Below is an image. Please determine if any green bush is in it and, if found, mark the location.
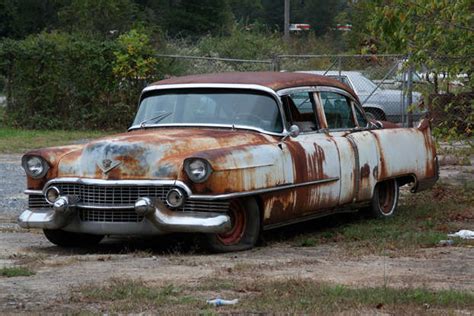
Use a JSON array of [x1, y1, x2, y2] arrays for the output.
[[0, 30, 161, 130]]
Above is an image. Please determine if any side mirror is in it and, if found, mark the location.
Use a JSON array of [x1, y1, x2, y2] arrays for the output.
[[288, 124, 300, 138], [281, 125, 300, 143]]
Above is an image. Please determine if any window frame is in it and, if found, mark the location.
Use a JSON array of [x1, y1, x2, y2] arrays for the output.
[[279, 89, 321, 134], [278, 86, 369, 133]]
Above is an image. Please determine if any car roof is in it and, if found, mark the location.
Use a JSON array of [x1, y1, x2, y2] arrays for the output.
[[298, 70, 363, 77], [150, 72, 358, 99]]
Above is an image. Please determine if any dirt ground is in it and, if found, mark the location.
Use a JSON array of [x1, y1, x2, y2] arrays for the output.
[[0, 153, 473, 313], [0, 228, 473, 313]]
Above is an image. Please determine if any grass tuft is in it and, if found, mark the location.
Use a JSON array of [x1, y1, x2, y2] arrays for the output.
[[72, 277, 474, 314], [0, 266, 35, 277], [0, 128, 110, 154], [291, 183, 474, 255]]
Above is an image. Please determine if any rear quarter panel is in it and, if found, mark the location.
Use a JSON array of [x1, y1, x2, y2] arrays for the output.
[[370, 123, 437, 186]]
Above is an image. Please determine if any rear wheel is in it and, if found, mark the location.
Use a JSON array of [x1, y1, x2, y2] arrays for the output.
[[43, 229, 104, 247], [364, 179, 399, 218], [205, 198, 260, 253]]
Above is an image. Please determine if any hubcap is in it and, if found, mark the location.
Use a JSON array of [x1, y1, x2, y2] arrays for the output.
[[217, 200, 246, 245]]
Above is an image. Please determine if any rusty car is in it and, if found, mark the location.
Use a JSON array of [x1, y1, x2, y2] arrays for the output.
[[18, 72, 438, 252]]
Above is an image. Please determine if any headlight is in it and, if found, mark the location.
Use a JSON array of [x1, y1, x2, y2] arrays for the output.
[[184, 158, 212, 183], [21, 155, 49, 179]]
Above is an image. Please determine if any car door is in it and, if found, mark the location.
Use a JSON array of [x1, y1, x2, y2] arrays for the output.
[[275, 89, 341, 219], [315, 89, 379, 204]]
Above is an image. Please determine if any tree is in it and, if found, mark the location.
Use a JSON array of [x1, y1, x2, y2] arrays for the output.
[[58, 0, 142, 37], [228, 0, 264, 24], [0, 0, 63, 39], [367, 0, 473, 79], [162, 0, 234, 37]]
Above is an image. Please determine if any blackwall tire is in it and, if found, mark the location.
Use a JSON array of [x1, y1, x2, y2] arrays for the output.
[[205, 198, 260, 253], [43, 229, 104, 247]]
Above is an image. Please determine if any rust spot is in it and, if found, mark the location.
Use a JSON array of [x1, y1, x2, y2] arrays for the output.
[[360, 163, 370, 178]]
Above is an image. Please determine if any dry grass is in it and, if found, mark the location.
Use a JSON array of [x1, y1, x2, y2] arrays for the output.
[[70, 277, 474, 314]]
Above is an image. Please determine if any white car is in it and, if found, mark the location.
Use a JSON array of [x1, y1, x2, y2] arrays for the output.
[[301, 71, 424, 122]]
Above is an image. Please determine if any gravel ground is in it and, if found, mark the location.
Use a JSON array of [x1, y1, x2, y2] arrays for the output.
[[0, 154, 26, 222]]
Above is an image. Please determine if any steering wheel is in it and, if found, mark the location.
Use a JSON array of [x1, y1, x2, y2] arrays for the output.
[[235, 113, 262, 126]]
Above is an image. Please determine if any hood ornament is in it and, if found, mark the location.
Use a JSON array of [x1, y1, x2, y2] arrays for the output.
[[98, 158, 121, 174]]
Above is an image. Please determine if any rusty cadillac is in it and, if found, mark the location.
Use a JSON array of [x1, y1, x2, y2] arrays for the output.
[[18, 72, 438, 252]]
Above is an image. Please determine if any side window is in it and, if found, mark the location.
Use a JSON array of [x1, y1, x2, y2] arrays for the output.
[[320, 92, 356, 129], [281, 92, 318, 132], [354, 105, 368, 127]]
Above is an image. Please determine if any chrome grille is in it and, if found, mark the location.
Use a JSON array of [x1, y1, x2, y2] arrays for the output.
[[29, 183, 231, 223], [79, 209, 144, 222], [55, 183, 173, 207], [28, 194, 50, 209]]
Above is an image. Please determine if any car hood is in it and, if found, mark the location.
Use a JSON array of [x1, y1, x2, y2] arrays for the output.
[[55, 128, 277, 180]]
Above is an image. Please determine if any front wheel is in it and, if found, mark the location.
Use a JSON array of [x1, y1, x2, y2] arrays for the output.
[[43, 229, 104, 247], [204, 198, 260, 253], [364, 179, 399, 218]]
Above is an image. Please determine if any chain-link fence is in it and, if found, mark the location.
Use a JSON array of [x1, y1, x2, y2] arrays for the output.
[[157, 53, 430, 126]]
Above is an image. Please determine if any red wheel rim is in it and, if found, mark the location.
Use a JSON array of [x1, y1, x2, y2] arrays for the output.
[[379, 181, 395, 214], [217, 200, 246, 245]]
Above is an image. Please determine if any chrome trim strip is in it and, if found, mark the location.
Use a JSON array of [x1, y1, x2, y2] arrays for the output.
[[24, 189, 42, 195], [189, 177, 340, 201], [128, 123, 286, 137], [131, 83, 290, 136], [277, 86, 357, 101], [43, 178, 193, 196], [42, 177, 340, 202]]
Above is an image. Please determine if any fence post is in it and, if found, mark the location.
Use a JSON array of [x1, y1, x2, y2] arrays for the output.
[[338, 56, 342, 76], [406, 59, 414, 127], [272, 55, 281, 72]]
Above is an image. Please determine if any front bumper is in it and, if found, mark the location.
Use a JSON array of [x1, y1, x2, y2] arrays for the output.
[[18, 195, 231, 235]]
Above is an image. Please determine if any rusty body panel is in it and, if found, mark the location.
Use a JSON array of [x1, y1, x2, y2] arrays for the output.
[[19, 72, 438, 241]]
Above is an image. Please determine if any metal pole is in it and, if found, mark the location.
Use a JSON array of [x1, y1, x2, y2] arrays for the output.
[[407, 61, 414, 127], [284, 0, 290, 42]]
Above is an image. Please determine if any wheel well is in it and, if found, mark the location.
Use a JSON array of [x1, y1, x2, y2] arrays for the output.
[[396, 174, 417, 187], [254, 195, 265, 230]]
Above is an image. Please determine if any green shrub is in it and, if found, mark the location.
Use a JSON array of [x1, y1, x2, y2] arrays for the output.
[[0, 30, 161, 130]]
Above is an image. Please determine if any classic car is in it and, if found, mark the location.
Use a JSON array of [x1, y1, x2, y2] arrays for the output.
[[300, 71, 424, 122], [18, 72, 438, 252]]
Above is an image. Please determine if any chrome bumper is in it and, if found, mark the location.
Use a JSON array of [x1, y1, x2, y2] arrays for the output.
[[134, 197, 231, 233], [18, 195, 231, 235]]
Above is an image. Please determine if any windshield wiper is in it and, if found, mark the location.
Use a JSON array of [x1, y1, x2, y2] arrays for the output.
[[139, 112, 173, 128]]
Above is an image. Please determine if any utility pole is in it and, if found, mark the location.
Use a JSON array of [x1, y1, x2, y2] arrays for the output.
[[284, 0, 290, 42]]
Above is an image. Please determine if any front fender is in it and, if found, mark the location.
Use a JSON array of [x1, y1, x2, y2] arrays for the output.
[[189, 144, 294, 194]]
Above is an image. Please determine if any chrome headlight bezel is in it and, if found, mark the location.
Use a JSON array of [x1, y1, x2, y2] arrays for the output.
[[184, 158, 212, 183], [21, 155, 50, 179]]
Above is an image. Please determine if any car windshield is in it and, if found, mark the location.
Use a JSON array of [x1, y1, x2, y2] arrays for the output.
[[132, 88, 283, 133], [354, 74, 379, 94]]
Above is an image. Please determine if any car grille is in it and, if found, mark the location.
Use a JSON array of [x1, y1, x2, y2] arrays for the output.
[[28, 194, 50, 208], [79, 209, 144, 222], [54, 183, 174, 208], [28, 183, 231, 223]]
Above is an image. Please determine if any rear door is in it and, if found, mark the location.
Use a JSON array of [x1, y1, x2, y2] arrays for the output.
[[315, 89, 379, 204]]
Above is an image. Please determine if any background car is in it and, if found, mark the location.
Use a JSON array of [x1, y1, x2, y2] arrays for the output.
[[300, 70, 424, 122]]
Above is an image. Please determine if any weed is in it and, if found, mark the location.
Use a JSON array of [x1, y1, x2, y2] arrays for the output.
[[0, 266, 35, 277], [291, 183, 474, 255]]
